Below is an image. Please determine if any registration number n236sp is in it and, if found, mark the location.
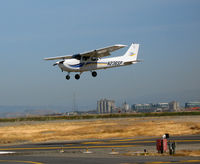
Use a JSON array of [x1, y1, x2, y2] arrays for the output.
[[107, 61, 123, 66]]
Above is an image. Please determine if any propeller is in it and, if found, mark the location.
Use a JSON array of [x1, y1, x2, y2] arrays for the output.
[[53, 60, 64, 66]]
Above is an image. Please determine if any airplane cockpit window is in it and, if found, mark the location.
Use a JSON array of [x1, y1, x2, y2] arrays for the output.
[[82, 56, 90, 61], [72, 54, 81, 60], [91, 57, 98, 61]]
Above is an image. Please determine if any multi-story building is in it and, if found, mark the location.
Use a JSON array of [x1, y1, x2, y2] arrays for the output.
[[154, 103, 169, 112], [132, 104, 153, 113], [185, 101, 200, 110], [132, 102, 178, 113], [97, 99, 115, 114], [169, 101, 180, 112]]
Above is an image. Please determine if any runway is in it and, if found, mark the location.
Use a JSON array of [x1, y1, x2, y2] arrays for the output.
[[0, 135, 199, 164]]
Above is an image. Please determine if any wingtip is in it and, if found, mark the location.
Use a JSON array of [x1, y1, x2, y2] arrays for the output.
[[115, 44, 127, 47]]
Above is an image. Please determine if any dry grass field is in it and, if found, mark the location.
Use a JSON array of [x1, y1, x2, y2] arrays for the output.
[[0, 116, 200, 144]]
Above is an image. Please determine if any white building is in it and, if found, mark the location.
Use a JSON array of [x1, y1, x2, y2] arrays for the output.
[[169, 101, 180, 112], [122, 101, 130, 112], [97, 99, 115, 114]]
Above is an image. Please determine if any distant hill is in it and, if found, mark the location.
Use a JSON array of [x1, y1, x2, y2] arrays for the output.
[[0, 105, 71, 118]]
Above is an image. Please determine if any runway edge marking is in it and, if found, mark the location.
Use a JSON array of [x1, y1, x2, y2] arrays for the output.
[[0, 160, 43, 164]]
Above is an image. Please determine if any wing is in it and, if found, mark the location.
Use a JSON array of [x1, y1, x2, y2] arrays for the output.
[[80, 44, 126, 58], [44, 44, 126, 60]]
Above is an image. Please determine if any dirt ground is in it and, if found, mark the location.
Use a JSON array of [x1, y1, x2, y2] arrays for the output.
[[0, 116, 199, 144]]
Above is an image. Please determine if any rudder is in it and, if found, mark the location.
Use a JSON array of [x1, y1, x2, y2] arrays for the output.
[[123, 43, 139, 60]]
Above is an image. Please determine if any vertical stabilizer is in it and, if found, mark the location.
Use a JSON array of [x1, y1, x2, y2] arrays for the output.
[[123, 43, 139, 60]]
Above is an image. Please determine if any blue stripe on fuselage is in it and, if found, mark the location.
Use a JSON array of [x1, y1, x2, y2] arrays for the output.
[[69, 62, 107, 68]]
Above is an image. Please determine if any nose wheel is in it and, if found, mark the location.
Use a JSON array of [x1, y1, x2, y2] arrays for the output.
[[66, 75, 70, 80], [92, 71, 97, 77]]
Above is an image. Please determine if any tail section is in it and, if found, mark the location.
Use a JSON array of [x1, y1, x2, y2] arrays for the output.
[[123, 43, 139, 61]]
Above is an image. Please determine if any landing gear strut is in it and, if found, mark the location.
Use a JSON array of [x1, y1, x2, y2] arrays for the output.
[[66, 73, 70, 80], [75, 74, 80, 80], [92, 71, 97, 77]]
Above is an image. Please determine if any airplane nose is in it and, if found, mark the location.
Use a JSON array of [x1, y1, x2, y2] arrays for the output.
[[59, 61, 64, 64], [53, 61, 64, 66]]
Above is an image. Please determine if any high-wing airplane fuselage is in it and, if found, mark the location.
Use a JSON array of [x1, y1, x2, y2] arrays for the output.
[[58, 56, 127, 72], [44, 43, 141, 80]]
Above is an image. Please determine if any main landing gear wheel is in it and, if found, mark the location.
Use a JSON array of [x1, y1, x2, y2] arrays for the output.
[[66, 75, 70, 80], [92, 71, 97, 77], [75, 74, 80, 80]]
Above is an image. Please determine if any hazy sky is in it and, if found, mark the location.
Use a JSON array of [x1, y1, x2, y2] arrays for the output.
[[0, 0, 200, 111]]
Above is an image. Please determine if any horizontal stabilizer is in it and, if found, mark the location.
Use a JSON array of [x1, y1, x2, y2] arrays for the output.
[[124, 59, 143, 65]]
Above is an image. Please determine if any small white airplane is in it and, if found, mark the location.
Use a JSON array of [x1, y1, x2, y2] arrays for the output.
[[44, 43, 141, 80]]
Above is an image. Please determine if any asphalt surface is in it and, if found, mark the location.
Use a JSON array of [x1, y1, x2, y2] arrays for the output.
[[0, 135, 199, 164]]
